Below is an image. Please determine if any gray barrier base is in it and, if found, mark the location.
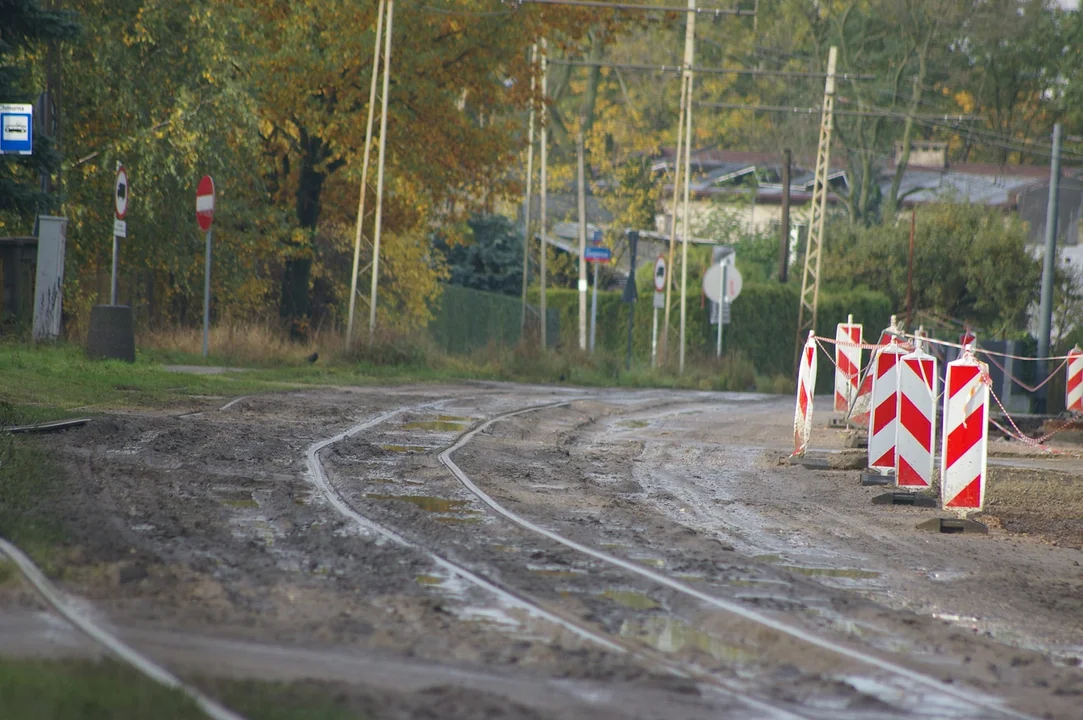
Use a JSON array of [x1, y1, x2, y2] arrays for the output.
[[87, 305, 135, 363]]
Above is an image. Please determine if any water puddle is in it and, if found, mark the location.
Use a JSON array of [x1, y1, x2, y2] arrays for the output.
[[752, 553, 785, 563], [402, 420, 470, 432], [366, 494, 469, 513], [222, 497, 259, 509], [604, 589, 660, 610], [381, 444, 429, 453], [780, 566, 880, 580], [620, 616, 751, 664], [629, 556, 666, 569], [490, 544, 519, 553], [617, 420, 649, 429]]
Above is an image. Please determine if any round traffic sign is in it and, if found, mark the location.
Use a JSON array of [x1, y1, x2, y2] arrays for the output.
[[654, 256, 667, 293], [115, 165, 129, 219], [703, 262, 743, 303], [196, 175, 215, 231]]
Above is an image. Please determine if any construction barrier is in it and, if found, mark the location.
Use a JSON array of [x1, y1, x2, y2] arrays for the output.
[[1067, 346, 1083, 412], [793, 331, 817, 457], [941, 351, 990, 512], [896, 347, 938, 489], [834, 317, 862, 413], [868, 338, 908, 471]]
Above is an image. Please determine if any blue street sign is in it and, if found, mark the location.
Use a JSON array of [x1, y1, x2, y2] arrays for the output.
[[585, 246, 611, 263], [0, 104, 33, 155], [592, 228, 603, 244]]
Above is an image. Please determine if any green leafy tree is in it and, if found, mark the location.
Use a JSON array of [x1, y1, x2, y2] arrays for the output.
[[0, 0, 77, 220], [436, 214, 523, 297]]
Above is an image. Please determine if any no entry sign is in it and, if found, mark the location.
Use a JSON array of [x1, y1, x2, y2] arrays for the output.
[[654, 256, 667, 292], [196, 175, 215, 231]]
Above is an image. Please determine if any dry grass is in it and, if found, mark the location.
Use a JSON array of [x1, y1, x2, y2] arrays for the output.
[[141, 322, 332, 366]]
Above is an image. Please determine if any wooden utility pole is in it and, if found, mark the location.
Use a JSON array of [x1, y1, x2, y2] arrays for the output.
[[779, 148, 791, 282], [368, 0, 395, 342], [539, 39, 549, 350], [794, 46, 837, 369], [520, 44, 537, 334], [678, 0, 696, 375]]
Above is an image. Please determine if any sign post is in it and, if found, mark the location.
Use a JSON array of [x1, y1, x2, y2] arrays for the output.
[[112, 164, 128, 305], [587, 229, 609, 353], [196, 175, 215, 359], [652, 256, 666, 368]]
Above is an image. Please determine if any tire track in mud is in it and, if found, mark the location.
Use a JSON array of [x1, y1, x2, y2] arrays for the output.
[[304, 396, 811, 720], [438, 399, 1038, 720]]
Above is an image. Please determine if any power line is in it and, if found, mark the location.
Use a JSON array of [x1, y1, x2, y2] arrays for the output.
[[511, 0, 753, 16], [697, 101, 972, 121], [548, 58, 874, 80]]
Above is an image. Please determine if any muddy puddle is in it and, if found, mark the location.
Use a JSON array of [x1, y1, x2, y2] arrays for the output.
[[365, 493, 483, 523], [401, 416, 473, 432], [603, 588, 661, 610], [619, 616, 752, 665]]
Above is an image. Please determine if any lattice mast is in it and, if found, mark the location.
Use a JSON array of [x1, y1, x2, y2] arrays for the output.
[[794, 46, 837, 369]]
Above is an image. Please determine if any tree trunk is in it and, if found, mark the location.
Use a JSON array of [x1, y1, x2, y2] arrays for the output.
[[281, 130, 330, 338]]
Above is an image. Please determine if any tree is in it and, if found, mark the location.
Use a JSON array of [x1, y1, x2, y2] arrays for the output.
[[822, 203, 1040, 336], [0, 0, 78, 220], [435, 214, 522, 296]]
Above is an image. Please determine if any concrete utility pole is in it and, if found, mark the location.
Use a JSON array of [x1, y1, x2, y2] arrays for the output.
[[346, 0, 386, 347], [520, 44, 538, 334], [661, 68, 687, 365], [1037, 122, 1062, 412], [779, 148, 790, 282], [539, 39, 549, 350], [794, 46, 837, 371], [678, 0, 696, 375], [368, 0, 394, 342], [577, 129, 588, 350]]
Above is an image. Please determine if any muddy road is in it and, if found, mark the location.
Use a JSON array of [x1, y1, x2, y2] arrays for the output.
[[2, 383, 1082, 719]]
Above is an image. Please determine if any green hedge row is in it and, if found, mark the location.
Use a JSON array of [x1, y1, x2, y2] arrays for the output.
[[530, 282, 893, 386]]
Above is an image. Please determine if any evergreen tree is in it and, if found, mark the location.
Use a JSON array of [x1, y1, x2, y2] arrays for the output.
[[0, 0, 78, 217]]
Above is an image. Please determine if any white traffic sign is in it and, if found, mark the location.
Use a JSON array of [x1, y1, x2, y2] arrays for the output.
[[653, 291, 665, 309], [115, 165, 129, 219], [113, 219, 127, 238], [654, 256, 667, 292], [703, 262, 743, 303], [0, 103, 33, 155]]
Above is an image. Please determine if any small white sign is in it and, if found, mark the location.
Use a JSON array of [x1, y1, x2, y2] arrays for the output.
[[654, 291, 665, 309], [113, 219, 127, 238], [0, 104, 33, 155]]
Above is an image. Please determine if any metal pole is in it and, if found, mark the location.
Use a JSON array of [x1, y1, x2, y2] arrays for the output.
[[539, 39, 548, 351], [347, 0, 385, 347], [905, 207, 915, 330], [368, 0, 394, 342], [110, 233, 118, 305], [202, 228, 212, 359], [651, 307, 659, 368], [521, 43, 537, 334], [590, 259, 598, 353], [779, 148, 790, 282], [626, 230, 637, 371], [678, 0, 696, 375], [1037, 121, 1062, 411], [662, 71, 687, 366], [716, 259, 724, 358], [577, 129, 588, 351]]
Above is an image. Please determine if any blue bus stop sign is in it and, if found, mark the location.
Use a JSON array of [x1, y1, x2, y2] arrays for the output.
[[0, 104, 33, 155]]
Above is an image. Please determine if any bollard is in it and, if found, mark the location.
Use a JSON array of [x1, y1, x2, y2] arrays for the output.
[[866, 338, 907, 474], [834, 316, 862, 413], [896, 347, 938, 489], [940, 351, 990, 512], [1067, 346, 1083, 412], [792, 331, 817, 457]]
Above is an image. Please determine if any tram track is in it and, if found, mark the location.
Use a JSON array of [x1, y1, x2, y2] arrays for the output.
[[304, 395, 813, 720], [434, 398, 1038, 720]]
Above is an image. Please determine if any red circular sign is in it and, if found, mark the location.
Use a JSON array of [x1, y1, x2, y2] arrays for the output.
[[115, 165, 129, 219], [196, 175, 215, 231]]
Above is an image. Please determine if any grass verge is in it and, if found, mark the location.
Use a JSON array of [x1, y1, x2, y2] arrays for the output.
[[0, 658, 366, 719]]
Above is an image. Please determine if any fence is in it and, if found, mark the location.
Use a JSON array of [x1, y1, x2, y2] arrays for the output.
[[428, 283, 560, 355]]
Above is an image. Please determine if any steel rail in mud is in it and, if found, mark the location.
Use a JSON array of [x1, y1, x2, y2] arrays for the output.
[[304, 398, 810, 720], [438, 401, 1039, 720], [0, 538, 246, 720]]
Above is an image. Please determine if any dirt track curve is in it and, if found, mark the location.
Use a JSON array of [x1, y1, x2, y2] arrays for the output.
[[2, 383, 1081, 719]]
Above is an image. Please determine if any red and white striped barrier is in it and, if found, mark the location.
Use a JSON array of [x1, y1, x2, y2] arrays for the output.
[[867, 338, 907, 471], [1067, 346, 1083, 412], [847, 329, 894, 428], [834, 317, 862, 413], [896, 348, 938, 489], [941, 352, 990, 512], [793, 331, 818, 457]]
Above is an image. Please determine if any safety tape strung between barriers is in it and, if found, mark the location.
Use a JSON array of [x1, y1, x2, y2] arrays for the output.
[[981, 354, 1069, 395], [897, 332, 1077, 362]]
